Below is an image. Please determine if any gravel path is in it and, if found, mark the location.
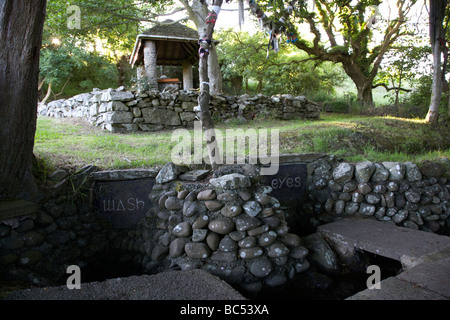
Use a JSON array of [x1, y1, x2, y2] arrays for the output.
[[4, 269, 246, 300]]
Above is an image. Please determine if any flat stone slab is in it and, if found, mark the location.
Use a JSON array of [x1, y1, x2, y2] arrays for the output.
[[179, 170, 210, 181], [0, 200, 38, 220], [318, 218, 450, 269], [346, 276, 448, 300], [90, 169, 159, 181], [319, 218, 450, 300], [397, 253, 450, 298], [5, 269, 246, 300]]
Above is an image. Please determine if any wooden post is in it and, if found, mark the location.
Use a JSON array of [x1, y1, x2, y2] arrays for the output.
[[182, 61, 194, 91], [143, 40, 158, 91]]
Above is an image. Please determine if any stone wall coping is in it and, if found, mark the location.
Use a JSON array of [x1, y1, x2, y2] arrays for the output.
[[90, 169, 159, 181]]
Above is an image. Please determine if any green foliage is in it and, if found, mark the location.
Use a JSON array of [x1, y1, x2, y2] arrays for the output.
[[216, 30, 345, 96], [40, 39, 118, 98]]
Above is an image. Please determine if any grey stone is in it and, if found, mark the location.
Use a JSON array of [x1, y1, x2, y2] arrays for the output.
[[208, 218, 235, 234], [179, 170, 210, 181], [217, 192, 238, 202], [101, 90, 134, 102], [141, 108, 181, 126], [302, 233, 339, 275], [355, 161, 376, 183], [405, 190, 421, 203], [280, 233, 302, 247], [267, 242, 289, 258], [165, 197, 183, 211], [238, 236, 257, 248], [204, 200, 224, 212], [235, 215, 262, 231], [209, 173, 251, 190], [23, 232, 45, 247], [151, 244, 169, 261], [192, 229, 208, 242], [375, 207, 386, 219], [365, 194, 381, 205], [393, 209, 409, 223], [359, 203, 376, 216], [345, 202, 360, 215], [0, 231, 24, 250], [238, 190, 252, 201], [250, 258, 272, 278], [242, 201, 262, 217], [387, 181, 399, 191], [258, 231, 277, 247], [219, 236, 238, 252], [105, 101, 129, 111], [385, 191, 395, 207], [185, 242, 210, 259], [221, 204, 242, 218], [382, 162, 406, 181], [206, 232, 220, 251], [192, 214, 209, 229], [332, 163, 354, 183], [155, 162, 183, 184], [19, 250, 43, 266], [372, 163, 390, 182], [358, 183, 372, 195], [342, 181, 358, 193], [405, 162, 422, 181], [103, 111, 133, 124], [373, 184, 387, 194], [211, 251, 237, 262], [239, 247, 264, 259], [197, 189, 216, 200], [229, 231, 247, 241], [172, 221, 192, 237], [335, 200, 345, 215], [48, 169, 69, 182], [247, 224, 269, 237], [289, 246, 309, 259], [169, 238, 186, 258]]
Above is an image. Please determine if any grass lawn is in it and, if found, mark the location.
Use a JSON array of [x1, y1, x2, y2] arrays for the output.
[[33, 113, 450, 175]]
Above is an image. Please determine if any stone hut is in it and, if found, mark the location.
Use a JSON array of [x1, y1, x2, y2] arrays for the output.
[[130, 21, 200, 91]]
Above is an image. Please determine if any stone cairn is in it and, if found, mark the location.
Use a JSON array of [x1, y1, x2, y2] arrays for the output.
[[135, 163, 310, 294]]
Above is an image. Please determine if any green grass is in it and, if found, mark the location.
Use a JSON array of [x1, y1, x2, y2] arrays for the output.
[[33, 114, 450, 174]]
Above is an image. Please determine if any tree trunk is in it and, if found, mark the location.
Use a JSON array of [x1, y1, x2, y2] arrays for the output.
[[342, 62, 374, 110], [197, 0, 223, 169], [208, 41, 223, 94], [0, 0, 47, 201], [180, 0, 223, 94], [426, 0, 446, 124]]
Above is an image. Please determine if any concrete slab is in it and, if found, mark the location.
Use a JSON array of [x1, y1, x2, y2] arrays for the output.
[[397, 255, 450, 299], [346, 276, 448, 300], [5, 269, 246, 300], [318, 218, 450, 269]]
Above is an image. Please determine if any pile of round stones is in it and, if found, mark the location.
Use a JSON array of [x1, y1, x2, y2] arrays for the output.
[[140, 169, 310, 294]]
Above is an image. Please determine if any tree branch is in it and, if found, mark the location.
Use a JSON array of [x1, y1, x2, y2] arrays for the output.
[[372, 82, 411, 92]]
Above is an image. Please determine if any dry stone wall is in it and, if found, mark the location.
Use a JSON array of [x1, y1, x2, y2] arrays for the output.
[[303, 156, 450, 233], [38, 87, 321, 133]]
